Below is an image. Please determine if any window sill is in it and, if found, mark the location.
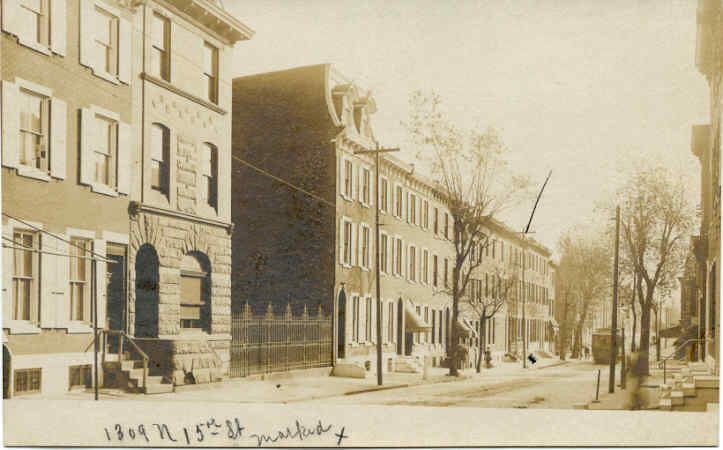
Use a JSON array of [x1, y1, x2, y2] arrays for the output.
[[341, 263, 352, 269], [15, 36, 52, 56], [340, 195, 353, 202], [360, 202, 371, 209], [65, 323, 94, 334], [90, 183, 119, 197], [16, 166, 50, 182], [360, 266, 370, 272], [92, 69, 121, 85], [4, 321, 41, 335]]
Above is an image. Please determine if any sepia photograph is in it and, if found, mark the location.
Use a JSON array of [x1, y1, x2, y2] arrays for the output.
[[0, 0, 720, 446]]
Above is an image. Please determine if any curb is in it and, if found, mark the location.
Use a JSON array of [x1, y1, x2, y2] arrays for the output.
[[537, 361, 570, 370], [344, 383, 410, 396]]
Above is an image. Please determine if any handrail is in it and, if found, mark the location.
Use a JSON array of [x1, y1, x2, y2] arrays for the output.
[[658, 338, 713, 384], [102, 329, 149, 392]]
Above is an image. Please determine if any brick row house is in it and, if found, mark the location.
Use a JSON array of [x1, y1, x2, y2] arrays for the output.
[[2, 0, 252, 397], [232, 64, 556, 374], [689, 0, 721, 374]]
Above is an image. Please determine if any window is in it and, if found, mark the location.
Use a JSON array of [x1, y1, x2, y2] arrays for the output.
[[422, 250, 429, 284], [343, 160, 352, 198], [69, 365, 91, 390], [200, 143, 218, 209], [150, 123, 169, 194], [471, 241, 476, 263], [444, 258, 448, 288], [20, 0, 49, 47], [361, 225, 370, 269], [12, 230, 37, 321], [365, 297, 372, 342], [361, 167, 371, 205], [203, 42, 218, 104], [14, 368, 41, 395], [18, 88, 49, 173], [485, 273, 489, 297], [444, 213, 449, 239], [94, 114, 117, 187], [380, 178, 389, 212], [150, 13, 170, 81], [492, 240, 496, 259], [395, 185, 403, 218], [424, 307, 429, 343], [433, 255, 438, 287], [388, 302, 394, 343], [408, 246, 416, 282], [179, 254, 209, 331], [342, 220, 352, 266], [409, 193, 416, 225], [433, 207, 439, 234], [423, 200, 429, 229], [500, 241, 504, 261], [352, 296, 360, 342], [380, 233, 388, 273], [395, 238, 403, 276], [69, 238, 92, 322], [95, 7, 118, 76]]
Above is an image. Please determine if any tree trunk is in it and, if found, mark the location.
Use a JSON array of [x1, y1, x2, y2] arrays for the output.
[[476, 317, 486, 373], [639, 298, 652, 377], [449, 267, 460, 377], [631, 299, 637, 353]]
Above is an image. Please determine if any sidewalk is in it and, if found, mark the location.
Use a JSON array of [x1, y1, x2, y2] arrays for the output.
[[16, 357, 570, 404]]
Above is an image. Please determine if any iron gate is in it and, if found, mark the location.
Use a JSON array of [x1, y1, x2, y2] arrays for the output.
[[230, 303, 333, 378]]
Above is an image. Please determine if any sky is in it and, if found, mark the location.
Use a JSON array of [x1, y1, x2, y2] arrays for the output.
[[225, 0, 709, 257]]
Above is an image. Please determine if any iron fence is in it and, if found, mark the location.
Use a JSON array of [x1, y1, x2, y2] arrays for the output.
[[230, 303, 333, 378]]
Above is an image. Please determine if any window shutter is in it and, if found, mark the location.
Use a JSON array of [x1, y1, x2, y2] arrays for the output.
[[1, 81, 19, 169], [117, 122, 131, 194], [339, 219, 345, 265], [406, 192, 410, 223], [118, 18, 131, 84], [351, 223, 357, 266], [94, 239, 107, 328], [50, 98, 67, 179], [40, 235, 58, 328], [79, 0, 97, 69], [1, 0, 21, 37], [50, 0, 67, 55], [80, 108, 95, 185], [2, 232, 12, 322], [359, 299, 365, 343], [55, 234, 70, 325]]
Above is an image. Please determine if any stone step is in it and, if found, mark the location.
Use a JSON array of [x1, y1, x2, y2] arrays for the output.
[[670, 391, 685, 406], [694, 375, 719, 389], [659, 398, 673, 411], [143, 383, 174, 395], [120, 360, 143, 371], [682, 383, 696, 397], [129, 375, 164, 386], [126, 367, 150, 379]]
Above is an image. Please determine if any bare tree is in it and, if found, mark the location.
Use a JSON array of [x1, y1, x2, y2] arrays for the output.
[[555, 227, 612, 360], [462, 263, 521, 372], [612, 165, 694, 375], [405, 91, 530, 376]]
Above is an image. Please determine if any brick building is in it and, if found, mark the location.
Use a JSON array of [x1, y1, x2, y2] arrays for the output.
[[232, 64, 555, 375], [2, 0, 134, 396], [691, 0, 721, 373], [2, 0, 253, 396]]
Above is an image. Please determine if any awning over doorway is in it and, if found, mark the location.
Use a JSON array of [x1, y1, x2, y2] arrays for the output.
[[456, 317, 478, 338], [403, 300, 431, 331]]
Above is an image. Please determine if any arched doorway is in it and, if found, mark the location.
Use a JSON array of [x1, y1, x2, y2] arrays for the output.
[[337, 289, 346, 359], [135, 244, 159, 337]]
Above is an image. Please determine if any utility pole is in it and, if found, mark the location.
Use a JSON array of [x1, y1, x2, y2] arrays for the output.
[[354, 143, 399, 386], [92, 257, 99, 401], [609, 206, 620, 394]]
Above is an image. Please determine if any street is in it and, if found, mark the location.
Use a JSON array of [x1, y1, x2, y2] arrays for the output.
[[306, 361, 612, 409]]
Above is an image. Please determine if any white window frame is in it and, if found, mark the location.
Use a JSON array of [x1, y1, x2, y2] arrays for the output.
[[408, 192, 417, 226], [341, 157, 353, 201], [202, 41, 219, 104], [379, 230, 389, 275], [3, 218, 44, 335], [422, 248, 429, 285], [394, 183, 404, 220], [379, 176, 389, 214], [408, 244, 417, 283], [150, 11, 170, 81], [340, 217, 353, 268], [359, 223, 371, 271], [393, 235, 403, 278], [80, 0, 130, 85], [360, 165, 372, 208], [422, 199, 429, 230]]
